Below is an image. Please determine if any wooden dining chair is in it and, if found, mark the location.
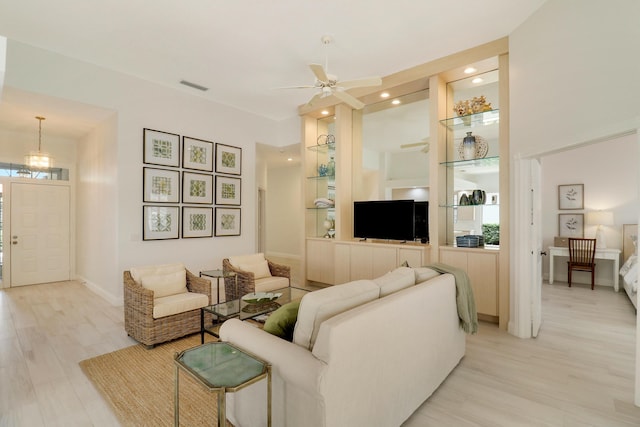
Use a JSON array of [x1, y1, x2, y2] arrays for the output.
[[567, 238, 597, 289]]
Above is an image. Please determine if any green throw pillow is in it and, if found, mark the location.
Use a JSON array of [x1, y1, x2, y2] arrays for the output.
[[263, 301, 300, 342]]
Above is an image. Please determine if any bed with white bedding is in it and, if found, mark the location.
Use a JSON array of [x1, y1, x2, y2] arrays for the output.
[[619, 224, 638, 309]]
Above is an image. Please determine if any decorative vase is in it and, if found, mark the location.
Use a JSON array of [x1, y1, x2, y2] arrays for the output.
[[472, 189, 486, 205], [462, 132, 476, 160]]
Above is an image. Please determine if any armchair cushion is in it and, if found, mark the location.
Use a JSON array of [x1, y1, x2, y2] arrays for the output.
[[256, 276, 290, 293], [153, 291, 209, 319], [130, 262, 185, 283], [237, 260, 272, 279], [140, 269, 187, 298], [229, 253, 266, 268]]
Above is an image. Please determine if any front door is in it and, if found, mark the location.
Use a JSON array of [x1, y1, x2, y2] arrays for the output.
[[10, 182, 70, 286]]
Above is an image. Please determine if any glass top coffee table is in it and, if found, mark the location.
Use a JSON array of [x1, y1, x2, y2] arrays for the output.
[[174, 342, 271, 427], [200, 286, 309, 343]]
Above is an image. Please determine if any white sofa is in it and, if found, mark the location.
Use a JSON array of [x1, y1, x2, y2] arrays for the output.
[[219, 267, 467, 427]]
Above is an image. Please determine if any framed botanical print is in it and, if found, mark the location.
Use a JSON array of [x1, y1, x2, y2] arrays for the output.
[[182, 206, 213, 238], [215, 175, 241, 205], [215, 207, 241, 236], [183, 136, 214, 172], [558, 184, 584, 210], [558, 213, 584, 237], [143, 128, 180, 167], [143, 167, 180, 203], [215, 143, 242, 175], [182, 172, 214, 204], [143, 205, 180, 240]]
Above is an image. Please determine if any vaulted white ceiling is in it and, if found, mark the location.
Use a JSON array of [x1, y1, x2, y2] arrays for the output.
[[0, 0, 546, 138]]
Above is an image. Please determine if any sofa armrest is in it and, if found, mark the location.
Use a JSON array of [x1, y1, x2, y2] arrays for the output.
[[219, 319, 325, 394], [267, 260, 291, 279]]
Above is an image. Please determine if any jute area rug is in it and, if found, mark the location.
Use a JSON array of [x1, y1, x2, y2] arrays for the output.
[[80, 334, 233, 427]]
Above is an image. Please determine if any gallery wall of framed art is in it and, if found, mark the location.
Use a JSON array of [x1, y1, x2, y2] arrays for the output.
[[142, 128, 242, 240]]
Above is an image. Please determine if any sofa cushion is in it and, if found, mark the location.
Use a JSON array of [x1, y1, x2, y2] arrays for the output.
[[414, 267, 441, 284], [263, 301, 300, 341], [153, 291, 208, 319], [130, 262, 185, 283], [140, 269, 187, 298], [238, 260, 272, 279], [255, 276, 289, 293], [373, 267, 416, 297], [293, 280, 379, 350]]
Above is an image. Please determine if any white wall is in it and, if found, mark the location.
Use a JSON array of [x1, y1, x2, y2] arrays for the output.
[[265, 164, 301, 258], [541, 133, 638, 286], [5, 40, 280, 302]]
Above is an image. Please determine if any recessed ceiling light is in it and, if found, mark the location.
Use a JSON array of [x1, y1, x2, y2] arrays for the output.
[[472, 78, 483, 84], [391, 99, 401, 105], [464, 67, 477, 74], [287, 157, 293, 162], [321, 110, 329, 115], [380, 92, 390, 98]]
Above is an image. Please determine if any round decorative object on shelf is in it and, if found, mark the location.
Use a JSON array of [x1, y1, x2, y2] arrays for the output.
[[457, 134, 488, 160]]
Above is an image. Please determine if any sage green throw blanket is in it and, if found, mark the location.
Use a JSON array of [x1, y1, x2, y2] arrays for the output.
[[426, 262, 478, 334]]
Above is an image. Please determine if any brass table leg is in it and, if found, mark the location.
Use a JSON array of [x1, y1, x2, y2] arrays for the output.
[[218, 390, 225, 427], [174, 365, 179, 427]]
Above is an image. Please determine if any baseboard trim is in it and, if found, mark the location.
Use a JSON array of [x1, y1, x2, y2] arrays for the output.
[[77, 275, 121, 306]]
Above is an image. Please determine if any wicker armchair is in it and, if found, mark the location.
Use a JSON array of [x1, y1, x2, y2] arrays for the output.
[[124, 268, 212, 348], [223, 254, 291, 300]]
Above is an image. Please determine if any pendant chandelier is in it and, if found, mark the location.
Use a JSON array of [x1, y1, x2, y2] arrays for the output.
[[25, 116, 53, 169]]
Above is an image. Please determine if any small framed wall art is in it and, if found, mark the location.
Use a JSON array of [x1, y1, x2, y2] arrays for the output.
[[182, 172, 214, 204], [143, 128, 180, 167], [558, 213, 584, 238], [558, 184, 584, 210], [215, 175, 241, 205], [182, 206, 213, 238], [215, 143, 242, 175], [143, 205, 180, 240], [143, 167, 180, 203], [183, 136, 214, 172], [215, 207, 241, 236]]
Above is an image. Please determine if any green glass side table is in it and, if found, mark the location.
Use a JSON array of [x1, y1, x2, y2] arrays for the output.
[[174, 342, 271, 427]]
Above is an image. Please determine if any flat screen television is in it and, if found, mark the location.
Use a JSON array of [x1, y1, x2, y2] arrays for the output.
[[353, 200, 417, 242]]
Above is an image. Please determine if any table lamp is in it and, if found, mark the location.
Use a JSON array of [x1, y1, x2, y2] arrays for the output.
[[586, 210, 614, 248]]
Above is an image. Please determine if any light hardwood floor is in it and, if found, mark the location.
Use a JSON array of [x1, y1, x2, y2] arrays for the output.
[[1, 279, 639, 426]]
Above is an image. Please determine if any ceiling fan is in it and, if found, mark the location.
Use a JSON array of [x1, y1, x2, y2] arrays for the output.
[[401, 137, 430, 153], [285, 36, 382, 110]]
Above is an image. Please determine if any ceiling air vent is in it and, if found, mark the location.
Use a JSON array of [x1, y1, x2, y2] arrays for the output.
[[180, 80, 209, 91]]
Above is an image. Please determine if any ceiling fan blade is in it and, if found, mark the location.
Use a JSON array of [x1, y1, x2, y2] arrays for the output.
[[309, 63, 329, 82], [306, 92, 323, 107], [400, 142, 428, 149], [333, 90, 365, 110], [338, 76, 382, 89], [276, 85, 316, 90], [400, 138, 430, 149]]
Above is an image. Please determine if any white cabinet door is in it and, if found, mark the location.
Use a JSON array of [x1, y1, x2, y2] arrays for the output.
[[306, 239, 335, 285]]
